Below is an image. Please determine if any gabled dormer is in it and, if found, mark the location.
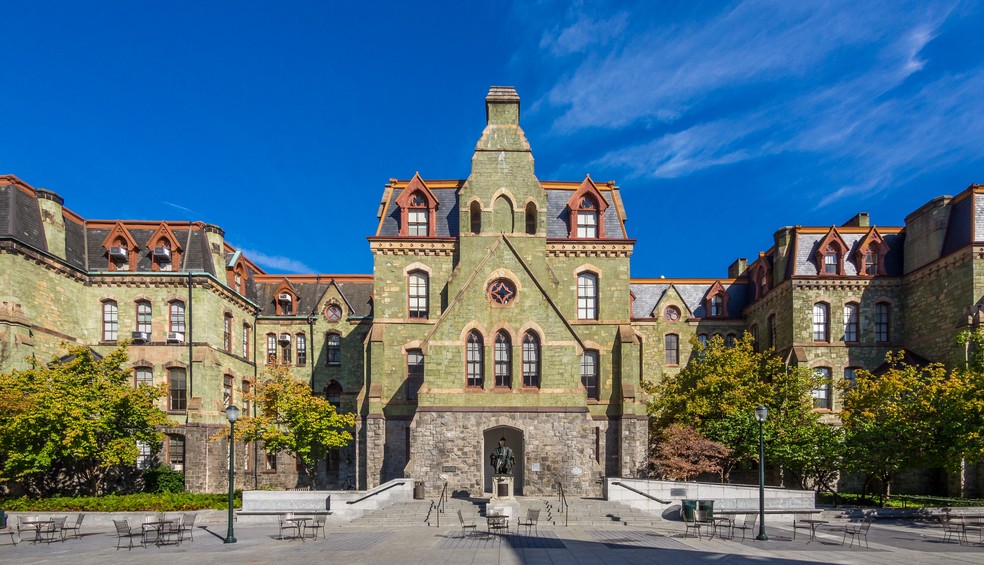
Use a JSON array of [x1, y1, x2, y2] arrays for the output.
[[101, 221, 139, 272], [146, 222, 183, 272], [747, 253, 771, 300], [854, 227, 889, 276], [815, 227, 849, 276], [704, 281, 729, 318], [273, 278, 299, 316], [394, 173, 439, 237], [227, 251, 248, 295], [565, 175, 609, 239]]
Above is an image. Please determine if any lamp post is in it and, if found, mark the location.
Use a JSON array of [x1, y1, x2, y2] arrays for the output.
[[224, 405, 240, 544], [754, 405, 768, 541]]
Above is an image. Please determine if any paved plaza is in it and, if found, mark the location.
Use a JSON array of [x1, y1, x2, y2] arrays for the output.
[[2, 512, 983, 564]]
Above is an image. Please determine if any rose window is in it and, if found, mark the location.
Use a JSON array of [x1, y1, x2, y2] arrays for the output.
[[487, 279, 516, 305]]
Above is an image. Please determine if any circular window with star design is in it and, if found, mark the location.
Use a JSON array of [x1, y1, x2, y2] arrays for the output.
[[664, 305, 681, 322], [486, 278, 517, 306]]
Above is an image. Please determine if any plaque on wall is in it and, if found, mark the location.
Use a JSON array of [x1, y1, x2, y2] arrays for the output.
[[442, 466, 457, 473], [670, 488, 687, 497], [531, 463, 541, 472], [570, 466, 583, 475]]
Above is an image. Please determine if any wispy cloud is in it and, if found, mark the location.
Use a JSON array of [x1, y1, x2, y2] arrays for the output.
[[240, 247, 313, 273], [162, 201, 198, 215], [539, 12, 628, 57], [522, 0, 975, 207]]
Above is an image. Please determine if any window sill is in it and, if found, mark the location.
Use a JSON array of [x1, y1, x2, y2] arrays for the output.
[[166, 410, 187, 415], [327, 362, 341, 367]]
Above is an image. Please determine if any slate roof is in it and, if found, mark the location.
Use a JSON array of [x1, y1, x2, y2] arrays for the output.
[[0, 183, 47, 250], [378, 187, 460, 237], [253, 279, 373, 318], [793, 231, 905, 276], [545, 189, 625, 239], [631, 281, 748, 319]]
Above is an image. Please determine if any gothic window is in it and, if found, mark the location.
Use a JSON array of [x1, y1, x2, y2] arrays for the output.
[[522, 332, 540, 388], [843, 302, 859, 342], [296, 333, 307, 366], [575, 195, 599, 238], [136, 301, 152, 334], [494, 331, 511, 388], [466, 331, 484, 387], [408, 271, 429, 319], [326, 333, 341, 366], [487, 279, 516, 305], [813, 302, 830, 342], [813, 367, 832, 409], [169, 301, 186, 335], [407, 349, 424, 401], [470, 201, 482, 234], [577, 272, 598, 320], [168, 368, 187, 411], [525, 202, 537, 235], [665, 334, 679, 365], [581, 350, 599, 400], [102, 300, 118, 342], [875, 302, 890, 342]]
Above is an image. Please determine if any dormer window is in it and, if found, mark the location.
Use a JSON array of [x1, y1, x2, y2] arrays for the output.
[[576, 196, 598, 238], [704, 281, 729, 319], [408, 193, 429, 236], [565, 175, 609, 239], [815, 227, 848, 276], [710, 295, 723, 316], [395, 174, 439, 237], [154, 241, 172, 271], [228, 258, 248, 294], [865, 252, 878, 274], [147, 222, 183, 273], [274, 279, 298, 315], [823, 250, 838, 274], [855, 228, 888, 277]]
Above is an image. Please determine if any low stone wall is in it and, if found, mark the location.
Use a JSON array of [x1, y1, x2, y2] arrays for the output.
[[605, 478, 817, 521], [237, 478, 414, 523]]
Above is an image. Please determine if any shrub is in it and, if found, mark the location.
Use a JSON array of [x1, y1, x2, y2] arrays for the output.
[[143, 465, 185, 493], [0, 491, 241, 512]]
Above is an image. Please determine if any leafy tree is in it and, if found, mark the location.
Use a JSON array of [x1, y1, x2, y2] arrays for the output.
[[222, 364, 355, 486], [0, 344, 168, 496], [649, 424, 731, 481]]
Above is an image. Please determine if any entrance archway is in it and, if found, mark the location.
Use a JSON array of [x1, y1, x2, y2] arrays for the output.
[[483, 426, 524, 495]]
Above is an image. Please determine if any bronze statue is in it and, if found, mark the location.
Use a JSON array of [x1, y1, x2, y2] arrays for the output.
[[490, 437, 515, 475]]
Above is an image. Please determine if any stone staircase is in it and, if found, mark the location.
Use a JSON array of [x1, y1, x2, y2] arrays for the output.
[[347, 496, 660, 528]]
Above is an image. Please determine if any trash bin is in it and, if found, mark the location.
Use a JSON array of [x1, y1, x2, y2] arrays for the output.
[[681, 500, 697, 521], [0, 509, 5, 529], [698, 500, 714, 520], [413, 481, 425, 499]]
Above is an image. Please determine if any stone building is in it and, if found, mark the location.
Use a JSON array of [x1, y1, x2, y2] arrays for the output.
[[1, 86, 982, 496]]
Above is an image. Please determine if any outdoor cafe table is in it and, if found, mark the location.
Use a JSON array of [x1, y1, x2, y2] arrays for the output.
[[286, 516, 310, 542], [142, 517, 179, 546], [20, 518, 53, 544], [486, 514, 509, 535], [796, 519, 829, 542]]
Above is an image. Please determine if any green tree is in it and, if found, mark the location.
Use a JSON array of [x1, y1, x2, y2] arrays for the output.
[[0, 344, 168, 496], [223, 364, 355, 486]]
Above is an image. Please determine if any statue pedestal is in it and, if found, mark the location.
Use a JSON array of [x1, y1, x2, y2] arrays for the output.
[[491, 475, 515, 501]]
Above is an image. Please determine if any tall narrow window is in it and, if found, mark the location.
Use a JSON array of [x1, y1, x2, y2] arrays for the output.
[[577, 272, 598, 320], [750, 325, 759, 351], [813, 367, 832, 409], [875, 302, 890, 342], [865, 252, 879, 275], [697, 334, 708, 348], [136, 301, 152, 334], [494, 331, 512, 388], [843, 303, 859, 342], [296, 333, 307, 366], [576, 195, 599, 238], [169, 301, 186, 334], [168, 368, 187, 411], [102, 300, 119, 341], [470, 201, 482, 234], [223, 374, 233, 407], [408, 192, 429, 236], [581, 350, 599, 400], [665, 334, 679, 365], [168, 434, 185, 472], [242, 380, 251, 415], [844, 367, 857, 388], [325, 380, 342, 410], [408, 271, 429, 319], [326, 333, 341, 365], [522, 332, 540, 388], [824, 251, 838, 274], [710, 295, 724, 317], [812, 303, 829, 342], [223, 314, 233, 352], [280, 333, 292, 364], [242, 323, 250, 358], [767, 314, 776, 349], [266, 333, 277, 364], [407, 349, 424, 401], [466, 331, 484, 387], [525, 202, 537, 235], [135, 367, 153, 386], [136, 441, 152, 469]]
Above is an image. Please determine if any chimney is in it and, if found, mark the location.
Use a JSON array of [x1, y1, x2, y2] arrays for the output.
[[728, 258, 748, 278], [485, 86, 520, 127], [843, 213, 870, 227], [36, 188, 66, 259]]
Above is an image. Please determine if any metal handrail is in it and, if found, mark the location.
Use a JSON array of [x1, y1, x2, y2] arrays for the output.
[[345, 481, 402, 505], [438, 481, 448, 514], [610, 481, 672, 504], [557, 481, 569, 527]]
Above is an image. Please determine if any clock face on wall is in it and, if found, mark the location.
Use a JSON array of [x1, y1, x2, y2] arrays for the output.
[[325, 304, 342, 321], [664, 306, 681, 322]]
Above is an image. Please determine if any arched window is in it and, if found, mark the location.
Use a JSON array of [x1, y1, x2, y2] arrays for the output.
[[296, 333, 307, 366], [102, 300, 118, 342], [525, 202, 537, 235], [135, 366, 153, 386], [813, 302, 829, 342], [581, 350, 599, 399], [136, 300, 152, 334], [665, 334, 679, 365], [823, 247, 839, 274], [575, 195, 599, 238], [466, 331, 484, 387], [697, 334, 709, 348], [494, 331, 511, 388], [407, 191, 429, 236], [407, 349, 424, 401], [813, 367, 832, 409], [266, 333, 277, 364], [470, 201, 482, 234], [875, 302, 890, 342], [408, 271, 429, 319], [325, 380, 342, 410], [577, 272, 598, 320], [326, 333, 341, 365], [725, 333, 736, 347], [279, 333, 292, 363], [522, 332, 540, 388], [843, 303, 859, 343], [169, 301, 186, 335], [493, 195, 514, 233], [710, 295, 724, 317]]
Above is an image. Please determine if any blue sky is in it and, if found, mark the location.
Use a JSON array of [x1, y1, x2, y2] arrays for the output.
[[2, 1, 982, 277]]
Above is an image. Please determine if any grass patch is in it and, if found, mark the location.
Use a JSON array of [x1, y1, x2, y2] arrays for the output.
[[0, 491, 241, 512]]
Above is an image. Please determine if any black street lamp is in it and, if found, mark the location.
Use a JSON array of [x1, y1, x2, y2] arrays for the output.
[[224, 404, 240, 544], [754, 405, 768, 541]]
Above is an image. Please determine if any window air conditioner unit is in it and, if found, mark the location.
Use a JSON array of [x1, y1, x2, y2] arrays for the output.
[[278, 293, 292, 302], [278, 333, 291, 343], [153, 246, 171, 260], [171, 464, 183, 472], [109, 246, 128, 260], [167, 332, 184, 343], [131, 331, 151, 343]]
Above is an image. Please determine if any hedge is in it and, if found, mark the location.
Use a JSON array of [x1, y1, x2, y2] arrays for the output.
[[0, 491, 242, 512]]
